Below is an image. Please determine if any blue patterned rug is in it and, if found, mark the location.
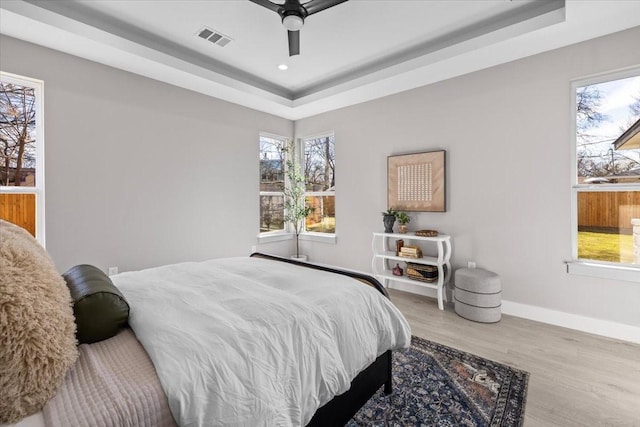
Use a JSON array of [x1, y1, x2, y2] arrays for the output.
[[348, 336, 529, 426]]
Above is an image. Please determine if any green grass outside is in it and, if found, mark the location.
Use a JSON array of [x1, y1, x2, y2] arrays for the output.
[[578, 231, 633, 263], [306, 217, 335, 233]]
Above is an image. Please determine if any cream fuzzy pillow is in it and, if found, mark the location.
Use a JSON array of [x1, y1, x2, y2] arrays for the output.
[[0, 220, 78, 423]]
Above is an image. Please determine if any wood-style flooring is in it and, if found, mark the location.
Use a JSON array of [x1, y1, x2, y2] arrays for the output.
[[388, 289, 640, 427]]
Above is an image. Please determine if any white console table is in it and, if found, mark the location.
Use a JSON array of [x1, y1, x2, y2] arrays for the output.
[[371, 232, 452, 310]]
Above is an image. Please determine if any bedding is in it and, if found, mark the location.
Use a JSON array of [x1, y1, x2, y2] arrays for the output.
[[113, 256, 411, 427], [43, 328, 175, 427]]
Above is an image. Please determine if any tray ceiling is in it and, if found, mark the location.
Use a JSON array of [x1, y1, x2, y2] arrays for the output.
[[1, 0, 640, 119]]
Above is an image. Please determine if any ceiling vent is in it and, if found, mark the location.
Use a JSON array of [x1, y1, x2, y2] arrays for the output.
[[197, 27, 232, 47]]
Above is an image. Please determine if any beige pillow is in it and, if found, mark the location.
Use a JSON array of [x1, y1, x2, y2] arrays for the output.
[[0, 220, 78, 423]]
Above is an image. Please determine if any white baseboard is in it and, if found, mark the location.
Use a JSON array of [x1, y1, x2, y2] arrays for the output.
[[501, 300, 640, 345], [388, 283, 640, 344]]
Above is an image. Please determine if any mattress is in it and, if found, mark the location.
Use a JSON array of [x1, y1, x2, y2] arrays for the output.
[[114, 256, 411, 426]]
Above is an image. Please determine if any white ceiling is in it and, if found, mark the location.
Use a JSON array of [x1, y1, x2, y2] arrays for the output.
[[1, 0, 640, 120]]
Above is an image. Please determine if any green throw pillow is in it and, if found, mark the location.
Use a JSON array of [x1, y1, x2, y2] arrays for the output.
[[63, 264, 130, 344]]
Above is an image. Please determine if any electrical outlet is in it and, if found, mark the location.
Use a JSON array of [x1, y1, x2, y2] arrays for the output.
[[108, 266, 118, 276], [467, 261, 476, 269]]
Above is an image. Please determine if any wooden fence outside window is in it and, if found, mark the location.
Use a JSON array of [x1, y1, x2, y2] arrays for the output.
[[577, 191, 640, 234], [0, 193, 36, 237]]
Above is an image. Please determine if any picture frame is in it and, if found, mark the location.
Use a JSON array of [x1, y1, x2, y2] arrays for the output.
[[387, 150, 446, 212]]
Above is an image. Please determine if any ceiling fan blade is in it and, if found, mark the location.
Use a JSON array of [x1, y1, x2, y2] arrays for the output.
[[288, 30, 300, 56], [303, 0, 348, 16], [248, 0, 281, 13]]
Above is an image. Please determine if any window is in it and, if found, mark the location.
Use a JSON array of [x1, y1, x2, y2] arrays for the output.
[[571, 68, 640, 279], [259, 134, 286, 235], [0, 72, 45, 245], [302, 134, 335, 235], [259, 132, 336, 244]]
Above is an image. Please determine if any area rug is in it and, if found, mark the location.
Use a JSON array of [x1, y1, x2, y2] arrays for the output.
[[348, 336, 529, 427]]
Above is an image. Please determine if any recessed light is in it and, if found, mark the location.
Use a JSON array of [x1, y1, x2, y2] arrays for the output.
[[278, 64, 288, 71]]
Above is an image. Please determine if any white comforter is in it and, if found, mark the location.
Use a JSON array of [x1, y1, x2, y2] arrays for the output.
[[114, 257, 411, 427]]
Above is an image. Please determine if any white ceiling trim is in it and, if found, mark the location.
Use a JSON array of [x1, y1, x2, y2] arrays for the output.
[[0, 2, 297, 116], [2, 1, 640, 120]]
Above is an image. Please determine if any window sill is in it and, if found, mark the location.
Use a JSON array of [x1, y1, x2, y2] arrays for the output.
[[258, 232, 293, 244], [258, 232, 337, 245], [299, 232, 336, 244], [566, 261, 640, 283]]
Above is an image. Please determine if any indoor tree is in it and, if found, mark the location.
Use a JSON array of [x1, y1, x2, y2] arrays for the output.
[[284, 140, 314, 259]]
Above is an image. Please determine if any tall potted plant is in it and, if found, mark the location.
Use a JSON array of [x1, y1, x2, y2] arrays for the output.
[[284, 140, 314, 260]]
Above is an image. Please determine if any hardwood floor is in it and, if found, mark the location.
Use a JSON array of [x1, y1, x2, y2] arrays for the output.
[[388, 289, 640, 427]]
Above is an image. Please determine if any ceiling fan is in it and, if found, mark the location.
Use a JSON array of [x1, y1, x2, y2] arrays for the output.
[[249, 0, 349, 56]]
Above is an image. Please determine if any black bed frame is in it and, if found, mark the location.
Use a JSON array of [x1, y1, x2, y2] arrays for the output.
[[250, 253, 393, 426]]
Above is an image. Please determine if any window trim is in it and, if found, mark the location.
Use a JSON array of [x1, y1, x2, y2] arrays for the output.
[[0, 71, 45, 246], [568, 66, 640, 282], [258, 231, 293, 244], [566, 260, 640, 283], [299, 231, 337, 244]]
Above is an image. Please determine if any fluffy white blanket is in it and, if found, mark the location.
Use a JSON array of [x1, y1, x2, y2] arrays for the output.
[[114, 257, 410, 427]]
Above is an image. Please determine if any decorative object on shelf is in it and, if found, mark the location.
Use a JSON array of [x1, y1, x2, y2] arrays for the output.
[[415, 229, 439, 237], [406, 263, 441, 283], [388, 150, 446, 212], [398, 245, 423, 259], [392, 264, 403, 276], [395, 212, 411, 234], [395, 239, 404, 256], [284, 140, 315, 259], [381, 208, 397, 233]]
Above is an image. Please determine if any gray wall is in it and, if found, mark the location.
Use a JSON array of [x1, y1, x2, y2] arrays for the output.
[[0, 35, 292, 273], [2, 26, 639, 330], [294, 27, 640, 328]]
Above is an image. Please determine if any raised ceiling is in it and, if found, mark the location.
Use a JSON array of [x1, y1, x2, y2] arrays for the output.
[[1, 0, 640, 119]]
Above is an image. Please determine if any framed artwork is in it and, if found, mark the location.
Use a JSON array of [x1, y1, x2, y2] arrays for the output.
[[387, 150, 446, 212]]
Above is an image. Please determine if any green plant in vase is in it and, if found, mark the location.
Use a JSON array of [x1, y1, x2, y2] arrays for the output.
[[381, 208, 397, 233], [396, 211, 411, 233]]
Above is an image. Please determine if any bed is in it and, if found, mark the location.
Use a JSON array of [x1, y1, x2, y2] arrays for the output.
[[1, 224, 411, 427]]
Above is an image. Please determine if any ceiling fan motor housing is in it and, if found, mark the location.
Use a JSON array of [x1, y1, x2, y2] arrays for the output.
[[249, 0, 349, 56], [282, 12, 305, 31], [280, 1, 308, 30]]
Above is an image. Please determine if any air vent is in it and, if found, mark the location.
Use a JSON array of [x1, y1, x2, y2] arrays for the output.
[[197, 27, 232, 47]]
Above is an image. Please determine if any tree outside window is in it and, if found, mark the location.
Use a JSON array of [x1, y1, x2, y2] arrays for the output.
[[303, 135, 335, 234], [259, 135, 286, 233], [574, 73, 640, 264], [0, 73, 43, 243], [1, 82, 36, 187]]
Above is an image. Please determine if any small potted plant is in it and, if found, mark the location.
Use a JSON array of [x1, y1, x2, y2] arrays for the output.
[[381, 208, 397, 233], [396, 211, 411, 234]]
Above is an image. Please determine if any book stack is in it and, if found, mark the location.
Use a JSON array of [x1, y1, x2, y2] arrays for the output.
[[398, 245, 423, 259]]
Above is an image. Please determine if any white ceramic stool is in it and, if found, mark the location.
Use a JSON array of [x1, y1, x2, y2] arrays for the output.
[[454, 268, 501, 323]]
